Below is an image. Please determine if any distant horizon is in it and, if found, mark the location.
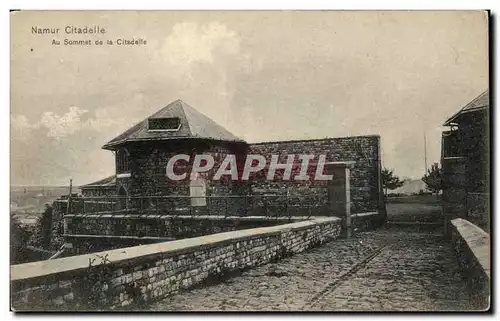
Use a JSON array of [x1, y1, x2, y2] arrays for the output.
[[11, 185, 78, 188]]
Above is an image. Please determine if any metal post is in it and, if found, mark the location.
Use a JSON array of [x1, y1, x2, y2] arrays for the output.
[[190, 196, 193, 217], [345, 166, 352, 238], [68, 178, 73, 215], [465, 190, 469, 220], [285, 193, 289, 220], [244, 196, 247, 216]]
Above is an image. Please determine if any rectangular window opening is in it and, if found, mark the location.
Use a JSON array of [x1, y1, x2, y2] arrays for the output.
[[116, 149, 130, 174], [148, 117, 181, 131]]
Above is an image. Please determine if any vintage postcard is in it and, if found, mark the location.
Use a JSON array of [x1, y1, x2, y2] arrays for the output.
[[10, 10, 490, 312]]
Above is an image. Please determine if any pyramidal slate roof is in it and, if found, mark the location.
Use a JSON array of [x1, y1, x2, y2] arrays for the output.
[[103, 99, 244, 150], [80, 175, 116, 189], [444, 90, 489, 126]]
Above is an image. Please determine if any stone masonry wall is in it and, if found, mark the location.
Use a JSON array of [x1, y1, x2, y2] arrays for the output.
[[11, 217, 342, 311], [64, 214, 314, 255], [249, 135, 382, 214]]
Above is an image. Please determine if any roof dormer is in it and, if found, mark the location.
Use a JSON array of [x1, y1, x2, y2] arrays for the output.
[[147, 117, 181, 132]]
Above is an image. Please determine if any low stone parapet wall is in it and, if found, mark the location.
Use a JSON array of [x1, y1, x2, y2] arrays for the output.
[[11, 217, 342, 311], [450, 218, 490, 310], [351, 211, 383, 232]]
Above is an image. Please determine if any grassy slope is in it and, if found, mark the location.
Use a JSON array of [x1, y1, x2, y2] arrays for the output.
[[386, 194, 442, 223]]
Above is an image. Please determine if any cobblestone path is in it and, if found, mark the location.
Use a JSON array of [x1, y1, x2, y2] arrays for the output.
[[149, 229, 474, 311]]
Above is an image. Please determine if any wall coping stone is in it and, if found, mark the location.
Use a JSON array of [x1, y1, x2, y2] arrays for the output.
[[63, 234, 174, 241], [451, 218, 490, 278], [351, 211, 378, 218], [250, 134, 380, 145], [11, 217, 341, 282]]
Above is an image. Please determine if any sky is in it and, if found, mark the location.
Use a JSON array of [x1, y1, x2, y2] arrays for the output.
[[10, 11, 488, 186]]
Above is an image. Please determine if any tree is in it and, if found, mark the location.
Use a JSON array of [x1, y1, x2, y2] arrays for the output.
[[30, 204, 53, 249], [39, 204, 53, 249], [422, 162, 442, 197], [10, 214, 31, 264], [381, 167, 405, 196]]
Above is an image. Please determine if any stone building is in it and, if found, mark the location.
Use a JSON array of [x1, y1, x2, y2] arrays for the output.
[[97, 99, 249, 214], [441, 90, 490, 231], [249, 136, 383, 215], [57, 99, 385, 254], [80, 99, 384, 216]]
